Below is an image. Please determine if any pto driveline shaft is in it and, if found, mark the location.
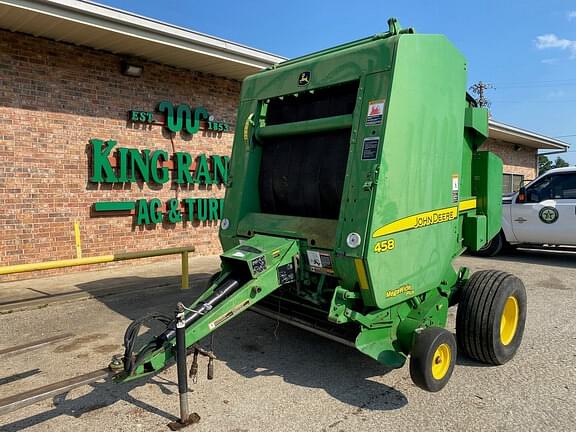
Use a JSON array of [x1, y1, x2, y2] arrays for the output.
[[159, 278, 241, 343]]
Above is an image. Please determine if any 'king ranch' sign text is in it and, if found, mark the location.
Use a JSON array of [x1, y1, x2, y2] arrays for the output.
[[90, 139, 228, 185], [90, 139, 228, 226], [89, 100, 230, 227]]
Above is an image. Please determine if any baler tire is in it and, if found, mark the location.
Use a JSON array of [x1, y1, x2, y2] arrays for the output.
[[409, 327, 456, 392], [456, 270, 526, 365]]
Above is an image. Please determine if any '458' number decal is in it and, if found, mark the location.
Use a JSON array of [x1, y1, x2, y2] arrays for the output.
[[374, 239, 395, 253]]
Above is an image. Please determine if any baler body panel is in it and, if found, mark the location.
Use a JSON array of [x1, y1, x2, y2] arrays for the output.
[[364, 35, 468, 309], [119, 22, 506, 382]]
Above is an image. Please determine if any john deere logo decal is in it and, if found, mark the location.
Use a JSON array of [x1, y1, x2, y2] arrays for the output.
[[539, 206, 559, 224], [298, 71, 311, 86]]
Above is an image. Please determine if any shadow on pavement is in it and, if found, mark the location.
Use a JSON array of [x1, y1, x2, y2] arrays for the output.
[[74, 274, 408, 412], [478, 248, 576, 269], [1, 375, 180, 432], [2, 272, 407, 430], [211, 312, 408, 411]]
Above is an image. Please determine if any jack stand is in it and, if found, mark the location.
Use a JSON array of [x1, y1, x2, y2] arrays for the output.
[[167, 304, 201, 431]]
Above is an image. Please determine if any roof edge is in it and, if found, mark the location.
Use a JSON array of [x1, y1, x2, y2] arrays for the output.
[[489, 119, 570, 151], [0, 0, 286, 68]]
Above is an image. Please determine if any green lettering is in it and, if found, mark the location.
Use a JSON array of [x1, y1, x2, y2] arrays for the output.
[[149, 198, 163, 223], [117, 147, 130, 182], [197, 199, 207, 221], [208, 198, 219, 220], [175, 152, 193, 184], [130, 111, 139, 121], [136, 199, 151, 225], [194, 154, 212, 184], [90, 139, 117, 183], [212, 155, 229, 184], [220, 198, 225, 219], [150, 150, 169, 184], [184, 198, 196, 221], [167, 198, 182, 222], [129, 149, 151, 182]]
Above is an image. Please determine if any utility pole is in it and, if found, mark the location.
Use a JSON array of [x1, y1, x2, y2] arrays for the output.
[[469, 81, 495, 110]]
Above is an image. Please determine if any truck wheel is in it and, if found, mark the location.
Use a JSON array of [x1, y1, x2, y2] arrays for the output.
[[456, 270, 526, 365], [409, 327, 456, 392], [472, 231, 505, 257]]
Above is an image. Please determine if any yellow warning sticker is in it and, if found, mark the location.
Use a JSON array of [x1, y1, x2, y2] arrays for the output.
[[208, 299, 250, 330], [373, 206, 458, 238], [243, 113, 254, 145]]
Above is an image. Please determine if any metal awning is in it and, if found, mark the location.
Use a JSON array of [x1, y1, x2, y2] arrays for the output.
[[489, 119, 569, 151], [0, 0, 286, 80]]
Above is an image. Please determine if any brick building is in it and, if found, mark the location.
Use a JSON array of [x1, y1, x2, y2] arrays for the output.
[[0, 0, 283, 280], [0, 0, 569, 280], [485, 120, 568, 193]]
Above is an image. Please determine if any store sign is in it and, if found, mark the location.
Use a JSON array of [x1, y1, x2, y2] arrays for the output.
[[90, 139, 228, 225], [90, 140, 228, 185], [90, 100, 230, 226], [129, 101, 229, 134]]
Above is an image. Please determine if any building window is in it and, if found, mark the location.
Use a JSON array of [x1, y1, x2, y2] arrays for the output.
[[503, 173, 524, 194]]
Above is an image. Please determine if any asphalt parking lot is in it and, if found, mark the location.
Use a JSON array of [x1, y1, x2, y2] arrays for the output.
[[1, 250, 575, 432]]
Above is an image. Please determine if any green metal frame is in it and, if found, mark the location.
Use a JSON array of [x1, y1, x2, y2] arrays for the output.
[[118, 18, 502, 382]]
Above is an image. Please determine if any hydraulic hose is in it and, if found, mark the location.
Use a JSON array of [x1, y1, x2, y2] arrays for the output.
[[126, 277, 243, 375]]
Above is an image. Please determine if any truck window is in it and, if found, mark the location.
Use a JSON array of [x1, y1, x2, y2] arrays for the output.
[[526, 173, 576, 202], [526, 176, 552, 202], [554, 173, 576, 199]]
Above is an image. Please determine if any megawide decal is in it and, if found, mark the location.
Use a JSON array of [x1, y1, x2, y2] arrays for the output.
[[373, 206, 458, 237], [385, 284, 414, 298]]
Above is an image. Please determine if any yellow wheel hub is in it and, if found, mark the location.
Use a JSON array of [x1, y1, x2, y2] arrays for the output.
[[431, 343, 451, 380], [500, 296, 519, 346]]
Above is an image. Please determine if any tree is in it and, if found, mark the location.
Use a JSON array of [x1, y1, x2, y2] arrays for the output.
[[538, 155, 570, 174], [553, 156, 569, 168], [538, 155, 552, 174]]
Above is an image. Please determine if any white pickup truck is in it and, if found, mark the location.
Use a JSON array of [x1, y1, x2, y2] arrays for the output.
[[475, 166, 576, 256]]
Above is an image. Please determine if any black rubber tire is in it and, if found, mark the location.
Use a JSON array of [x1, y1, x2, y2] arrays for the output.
[[456, 270, 527, 365], [409, 327, 457, 392], [472, 231, 505, 257]]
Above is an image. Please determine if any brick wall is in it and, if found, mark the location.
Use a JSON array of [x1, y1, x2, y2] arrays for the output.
[[0, 30, 240, 280], [481, 138, 537, 181]]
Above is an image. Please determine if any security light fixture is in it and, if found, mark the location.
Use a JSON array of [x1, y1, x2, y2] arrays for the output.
[[121, 60, 143, 77]]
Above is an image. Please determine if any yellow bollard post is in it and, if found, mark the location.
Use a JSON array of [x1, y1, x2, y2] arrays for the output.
[[181, 251, 189, 289], [74, 221, 82, 258]]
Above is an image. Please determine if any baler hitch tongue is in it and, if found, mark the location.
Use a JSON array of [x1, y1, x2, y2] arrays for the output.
[[115, 235, 299, 382]]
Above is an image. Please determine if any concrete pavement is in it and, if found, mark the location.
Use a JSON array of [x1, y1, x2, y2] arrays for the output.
[[0, 250, 575, 431]]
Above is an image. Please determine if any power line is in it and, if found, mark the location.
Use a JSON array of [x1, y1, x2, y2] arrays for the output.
[[492, 78, 576, 87], [491, 99, 576, 104], [469, 81, 494, 108]]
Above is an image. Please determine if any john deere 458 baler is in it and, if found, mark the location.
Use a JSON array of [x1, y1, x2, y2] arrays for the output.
[[118, 19, 526, 395]]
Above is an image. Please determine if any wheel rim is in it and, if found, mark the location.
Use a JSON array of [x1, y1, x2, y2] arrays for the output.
[[431, 343, 451, 380], [500, 296, 519, 346]]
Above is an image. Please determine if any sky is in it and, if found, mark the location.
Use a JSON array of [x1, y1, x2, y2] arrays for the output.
[[98, 0, 576, 164]]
